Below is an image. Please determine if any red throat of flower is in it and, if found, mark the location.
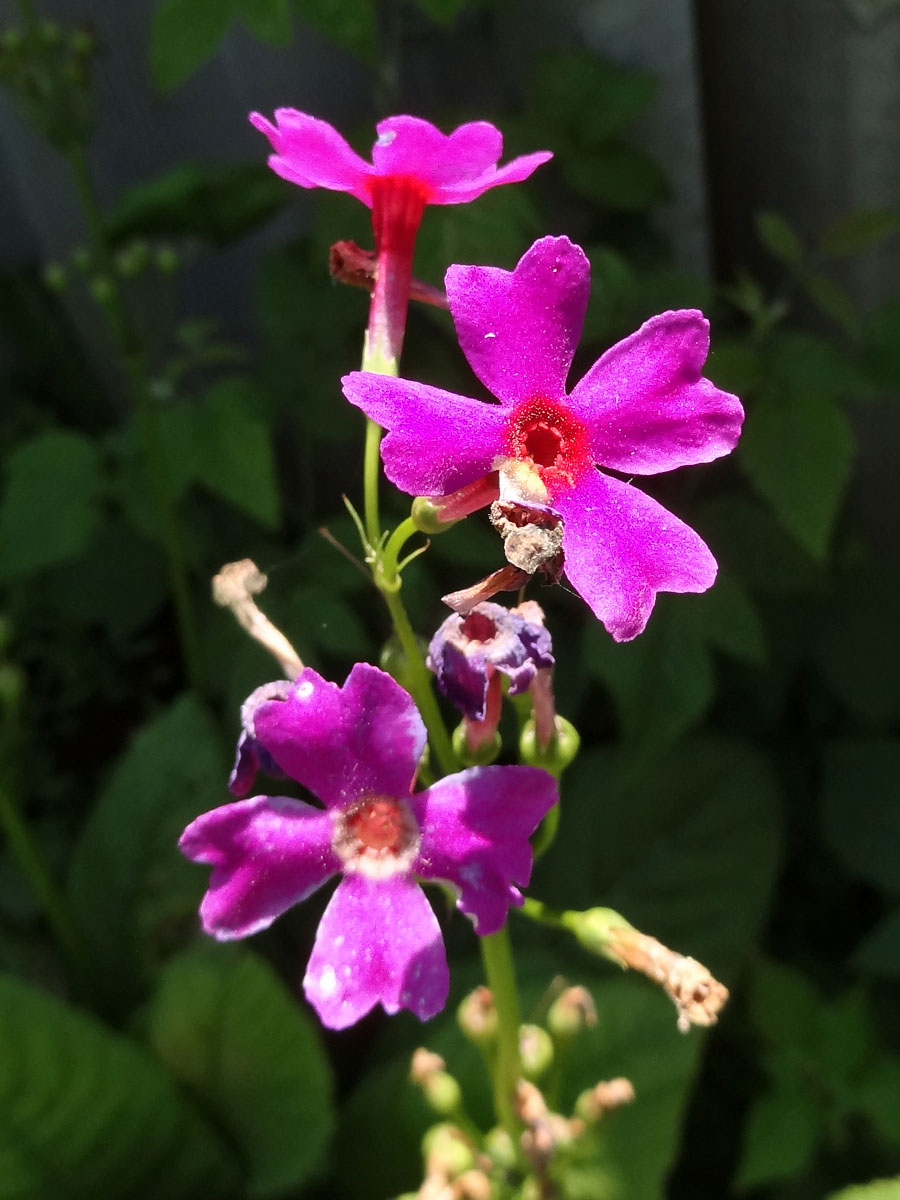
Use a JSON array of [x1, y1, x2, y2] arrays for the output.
[[334, 794, 420, 879], [366, 175, 430, 365], [504, 397, 591, 497]]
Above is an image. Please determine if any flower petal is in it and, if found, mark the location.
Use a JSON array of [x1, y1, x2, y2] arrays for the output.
[[373, 117, 501, 188], [304, 873, 448, 1029], [432, 151, 553, 205], [341, 373, 506, 496], [445, 236, 590, 408], [252, 664, 426, 808], [249, 109, 372, 203], [555, 469, 718, 641], [412, 766, 558, 935], [567, 310, 744, 474], [180, 796, 338, 940]]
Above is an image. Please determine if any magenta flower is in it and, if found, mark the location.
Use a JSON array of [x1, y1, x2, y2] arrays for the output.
[[180, 663, 557, 1030], [249, 110, 552, 210], [342, 236, 744, 641]]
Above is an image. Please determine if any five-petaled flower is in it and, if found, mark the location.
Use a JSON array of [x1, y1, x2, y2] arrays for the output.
[[341, 235, 744, 641], [180, 663, 558, 1030]]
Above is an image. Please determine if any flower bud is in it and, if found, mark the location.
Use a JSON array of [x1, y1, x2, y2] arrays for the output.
[[457, 985, 497, 1046], [88, 274, 115, 306], [483, 1126, 516, 1170], [546, 985, 597, 1041], [574, 1077, 635, 1123], [520, 715, 580, 776], [155, 245, 179, 274], [519, 1024, 554, 1080], [411, 495, 460, 535], [422, 1123, 474, 1179], [42, 262, 67, 292], [452, 721, 501, 766], [410, 1047, 463, 1117]]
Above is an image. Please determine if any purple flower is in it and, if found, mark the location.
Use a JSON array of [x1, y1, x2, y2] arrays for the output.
[[428, 601, 554, 721], [342, 236, 744, 642], [249, 111, 552, 209], [180, 664, 557, 1030]]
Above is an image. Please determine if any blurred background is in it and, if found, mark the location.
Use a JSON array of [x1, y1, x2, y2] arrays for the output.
[[1, 1, 899, 1198]]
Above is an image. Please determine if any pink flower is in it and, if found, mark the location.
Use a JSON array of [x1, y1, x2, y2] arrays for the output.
[[248, 111, 552, 210], [341, 236, 744, 641], [180, 663, 557, 1030], [250, 112, 552, 363]]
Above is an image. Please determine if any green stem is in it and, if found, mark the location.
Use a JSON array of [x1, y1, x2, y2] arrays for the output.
[[480, 927, 522, 1142], [363, 418, 384, 550], [0, 778, 89, 983], [66, 146, 203, 692]]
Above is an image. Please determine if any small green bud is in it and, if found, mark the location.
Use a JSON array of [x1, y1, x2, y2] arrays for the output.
[[457, 985, 498, 1045], [1, 28, 24, 53], [71, 28, 95, 56], [564, 907, 632, 961], [411, 494, 460, 535], [42, 262, 67, 292], [483, 1126, 516, 1170], [520, 714, 580, 775], [88, 274, 115, 305], [452, 722, 500, 766], [71, 245, 92, 272], [547, 985, 597, 1041], [519, 1024, 554, 1080], [422, 1123, 474, 1179], [155, 245, 179, 274], [574, 1077, 635, 1123], [115, 240, 150, 278], [39, 20, 62, 44]]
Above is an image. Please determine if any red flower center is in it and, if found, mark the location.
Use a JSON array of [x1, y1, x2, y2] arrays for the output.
[[460, 611, 498, 643], [345, 796, 410, 853], [504, 397, 591, 496]]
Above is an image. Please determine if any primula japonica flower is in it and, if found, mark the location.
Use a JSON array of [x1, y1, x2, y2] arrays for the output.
[[428, 600, 553, 722], [250, 111, 551, 363], [180, 663, 558, 1030], [342, 236, 744, 641]]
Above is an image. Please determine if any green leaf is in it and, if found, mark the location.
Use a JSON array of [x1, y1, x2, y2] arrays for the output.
[[800, 270, 862, 337], [825, 1181, 900, 1200], [190, 379, 280, 528], [290, 585, 372, 660], [855, 906, 900, 979], [67, 696, 228, 1008], [819, 209, 900, 258], [683, 570, 767, 667], [855, 1058, 900, 1146], [236, 0, 292, 44], [863, 297, 900, 388], [105, 162, 289, 247], [734, 1083, 823, 1189], [534, 737, 783, 977], [584, 602, 714, 753], [564, 141, 669, 212], [820, 738, 900, 894], [754, 211, 804, 267], [0, 973, 238, 1200], [292, 0, 379, 63], [150, 0, 235, 93], [697, 493, 822, 594], [145, 945, 334, 1197], [415, 183, 543, 280], [532, 52, 658, 145], [410, 0, 480, 27], [738, 387, 855, 560], [0, 431, 102, 582]]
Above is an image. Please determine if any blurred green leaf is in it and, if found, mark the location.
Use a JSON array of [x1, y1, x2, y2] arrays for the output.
[[534, 737, 783, 977], [826, 1180, 900, 1200], [698, 493, 822, 594], [800, 271, 862, 338], [236, 0, 292, 45], [584, 602, 714, 753], [819, 209, 900, 258], [855, 1058, 900, 1146], [746, 958, 821, 1050], [293, 0, 379, 63], [863, 297, 900, 388], [0, 431, 102, 582], [415, 184, 543, 281], [105, 162, 289, 247], [145, 944, 334, 1197], [0, 973, 238, 1200], [855, 906, 900, 979], [532, 52, 658, 145], [68, 696, 227, 1007], [684, 570, 768, 667], [814, 563, 900, 725], [738, 387, 855, 560], [820, 738, 900, 894], [755, 211, 804, 267], [290, 584, 372, 660], [150, 0, 235, 93], [410, 0, 480, 26], [564, 142, 669, 212], [734, 1083, 823, 1189]]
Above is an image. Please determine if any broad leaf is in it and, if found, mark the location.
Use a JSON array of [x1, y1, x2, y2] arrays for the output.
[[755, 211, 804, 266], [826, 1181, 900, 1200], [0, 973, 238, 1200], [0, 431, 102, 581], [532, 52, 658, 145], [68, 696, 228, 1008], [820, 738, 900, 894], [150, 0, 235, 93], [236, 0, 292, 45], [293, 0, 379, 63], [734, 1083, 823, 1189], [819, 209, 900, 258], [738, 386, 855, 560], [145, 944, 334, 1197], [855, 906, 900, 979]]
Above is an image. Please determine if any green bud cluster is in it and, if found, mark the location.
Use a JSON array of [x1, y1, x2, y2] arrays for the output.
[[0, 19, 97, 151]]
